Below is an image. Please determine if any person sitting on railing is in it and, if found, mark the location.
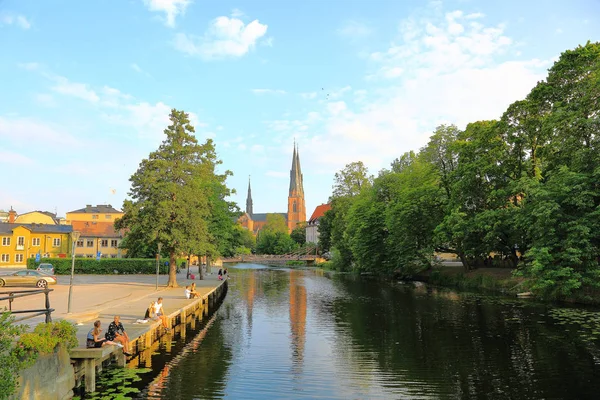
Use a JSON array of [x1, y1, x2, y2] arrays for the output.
[[154, 297, 170, 332], [185, 285, 199, 299], [105, 315, 131, 356], [86, 320, 118, 349], [218, 269, 223, 281]]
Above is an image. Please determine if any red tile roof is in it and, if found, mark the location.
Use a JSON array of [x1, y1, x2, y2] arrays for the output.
[[71, 221, 123, 238], [308, 204, 331, 224]]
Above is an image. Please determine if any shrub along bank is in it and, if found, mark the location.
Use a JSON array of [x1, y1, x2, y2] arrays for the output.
[[26, 258, 186, 275]]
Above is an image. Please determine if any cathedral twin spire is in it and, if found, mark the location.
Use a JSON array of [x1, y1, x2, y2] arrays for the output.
[[244, 142, 306, 231], [289, 141, 304, 196]]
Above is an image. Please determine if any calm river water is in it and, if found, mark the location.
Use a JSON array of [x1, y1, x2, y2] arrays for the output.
[[92, 264, 600, 399]]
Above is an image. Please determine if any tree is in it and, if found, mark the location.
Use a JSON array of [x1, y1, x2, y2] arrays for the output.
[[255, 213, 298, 255], [332, 161, 373, 198], [116, 109, 225, 287], [317, 209, 333, 253], [290, 222, 306, 245]]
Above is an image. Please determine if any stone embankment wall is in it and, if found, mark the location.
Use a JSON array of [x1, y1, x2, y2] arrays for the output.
[[13, 344, 75, 400]]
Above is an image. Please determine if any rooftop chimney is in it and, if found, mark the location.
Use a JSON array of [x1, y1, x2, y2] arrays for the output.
[[8, 206, 16, 223]]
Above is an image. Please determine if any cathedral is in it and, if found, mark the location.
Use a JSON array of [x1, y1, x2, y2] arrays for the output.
[[238, 143, 306, 234]]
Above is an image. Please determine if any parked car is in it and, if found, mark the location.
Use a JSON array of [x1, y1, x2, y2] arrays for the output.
[[0, 270, 57, 288], [37, 263, 55, 275]]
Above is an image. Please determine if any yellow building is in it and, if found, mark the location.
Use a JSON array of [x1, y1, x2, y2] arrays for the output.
[[71, 221, 125, 258], [15, 210, 66, 225], [0, 223, 73, 266], [66, 204, 124, 224]]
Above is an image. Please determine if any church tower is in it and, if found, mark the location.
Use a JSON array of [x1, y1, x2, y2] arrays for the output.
[[246, 176, 253, 216], [287, 142, 306, 231]]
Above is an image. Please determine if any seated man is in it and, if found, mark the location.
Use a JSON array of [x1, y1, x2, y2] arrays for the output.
[[105, 315, 131, 356], [184, 286, 192, 299], [154, 297, 170, 331]]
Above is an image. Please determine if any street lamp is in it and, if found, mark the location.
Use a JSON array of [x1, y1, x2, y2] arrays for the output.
[[156, 242, 162, 290], [67, 231, 81, 314]]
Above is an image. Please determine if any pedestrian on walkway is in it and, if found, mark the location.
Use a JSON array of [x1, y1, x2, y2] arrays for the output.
[[105, 315, 131, 356]]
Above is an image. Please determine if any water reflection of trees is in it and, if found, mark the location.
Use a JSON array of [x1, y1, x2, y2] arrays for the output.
[[325, 276, 600, 399]]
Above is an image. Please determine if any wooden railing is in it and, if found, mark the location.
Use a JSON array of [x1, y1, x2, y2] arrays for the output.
[[0, 288, 54, 323]]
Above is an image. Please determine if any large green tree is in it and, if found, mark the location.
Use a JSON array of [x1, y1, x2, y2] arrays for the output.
[[116, 109, 232, 287]]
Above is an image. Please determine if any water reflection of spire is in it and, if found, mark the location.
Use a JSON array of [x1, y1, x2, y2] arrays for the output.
[[289, 270, 307, 372], [245, 269, 256, 336]]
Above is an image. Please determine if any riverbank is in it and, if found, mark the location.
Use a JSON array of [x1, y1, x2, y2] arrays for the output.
[[9, 269, 227, 399]]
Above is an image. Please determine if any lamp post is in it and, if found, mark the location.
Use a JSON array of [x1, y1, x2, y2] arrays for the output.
[[67, 231, 80, 314], [156, 242, 162, 290]]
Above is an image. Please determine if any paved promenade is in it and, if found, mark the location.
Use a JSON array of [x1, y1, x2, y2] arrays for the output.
[[0, 266, 226, 347]]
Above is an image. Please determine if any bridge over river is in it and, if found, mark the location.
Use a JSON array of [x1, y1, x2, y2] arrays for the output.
[[221, 247, 326, 265]]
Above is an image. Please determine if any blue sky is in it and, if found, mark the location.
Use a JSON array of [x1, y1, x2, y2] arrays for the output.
[[0, 0, 598, 218]]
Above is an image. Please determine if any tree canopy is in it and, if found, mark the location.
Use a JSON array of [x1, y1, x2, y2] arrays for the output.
[[116, 109, 236, 287], [318, 42, 600, 299]]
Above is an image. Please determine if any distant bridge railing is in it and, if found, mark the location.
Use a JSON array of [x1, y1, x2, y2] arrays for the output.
[[221, 246, 322, 263], [0, 288, 54, 323]]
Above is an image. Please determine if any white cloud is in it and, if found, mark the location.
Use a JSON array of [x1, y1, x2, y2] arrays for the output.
[[251, 88, 286, 95], [337, 20, 372, 38], [173, 16, 268, 60], [143, 0, 191, 28], [0, 151, 35, 166], [1, 14, 31, 29], [300, 92, 317, 100], [231, 8, 245, 18], [131, 63, 151, 77], [50, 76, 100, 103], [0, 117, 80, 148], [18, 62, 39, 71], [34, 93, 57, 107], [263, 8, 549, 175]]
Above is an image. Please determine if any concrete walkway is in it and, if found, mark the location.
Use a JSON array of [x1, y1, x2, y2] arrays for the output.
[[0, 266, 226, 347]]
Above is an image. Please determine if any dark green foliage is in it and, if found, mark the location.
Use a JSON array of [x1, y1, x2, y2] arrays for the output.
[[26, 257, 181, 274], [115, 109, 236, 286], [0, 312, 29, 398], [322, 42, 600, 299], [290, 223, 306, 245], [0, 317, 77, 399], [255, 214, 298, 255]]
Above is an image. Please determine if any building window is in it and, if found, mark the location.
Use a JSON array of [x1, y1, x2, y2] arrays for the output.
[[92, 215, 99, 220], [293, 201, 297, 212], [2, 237, 10, 246], [76, 240, 84, 247], [32, 238, 40, 246], [52, 238, 61, 247], [1, 254, 8, 262], [101, 239, 108, 247], [17, 236, 25, 246], [15, 254, 24, 263], [111, 239, 118, 248], [105, 215, 112, 219], [87, 240, 94, 247]]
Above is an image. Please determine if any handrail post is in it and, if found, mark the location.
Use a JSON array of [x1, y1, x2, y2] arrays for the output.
[[9, 292, 13, 311], [44, 288, 52, 323]]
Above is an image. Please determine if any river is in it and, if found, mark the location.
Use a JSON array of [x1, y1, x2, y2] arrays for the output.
[[86, 264, 600, 400]]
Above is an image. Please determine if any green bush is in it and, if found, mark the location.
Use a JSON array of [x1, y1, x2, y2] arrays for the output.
[[285, 260, 306, 266], [0, 312, 29, 399], [17, 320, 79, 367], [26, 258, 185, 275]]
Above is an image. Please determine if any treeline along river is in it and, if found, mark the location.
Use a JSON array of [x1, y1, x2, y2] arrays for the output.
[[90, 264, 600, 399]]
